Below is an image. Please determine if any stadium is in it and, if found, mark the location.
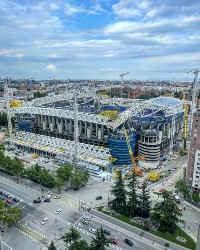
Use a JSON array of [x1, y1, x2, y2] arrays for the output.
[[12, 90, 184, 172]]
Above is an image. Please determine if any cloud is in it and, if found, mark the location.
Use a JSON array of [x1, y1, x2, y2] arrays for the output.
[[45, 64, 57, 72]]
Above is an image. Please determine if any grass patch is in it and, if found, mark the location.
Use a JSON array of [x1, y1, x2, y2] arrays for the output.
[[96, 206, 196, 250]]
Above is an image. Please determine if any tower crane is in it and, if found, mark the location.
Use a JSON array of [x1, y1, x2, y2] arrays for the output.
[[123, 127, 143, 177], [4, 78, 13, 146], [119, 72, 129, 98]]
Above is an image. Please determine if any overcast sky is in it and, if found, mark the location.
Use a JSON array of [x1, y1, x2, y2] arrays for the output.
[[0, 0, 199, 80]]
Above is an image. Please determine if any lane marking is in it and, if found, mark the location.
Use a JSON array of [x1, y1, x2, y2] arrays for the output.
[[1, 241, 14, 250]]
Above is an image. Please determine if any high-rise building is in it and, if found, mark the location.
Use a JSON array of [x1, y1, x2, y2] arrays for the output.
[[187, 109, 200, 190]]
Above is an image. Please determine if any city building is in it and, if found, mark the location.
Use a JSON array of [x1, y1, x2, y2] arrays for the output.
[[187, 109, 200, 190]]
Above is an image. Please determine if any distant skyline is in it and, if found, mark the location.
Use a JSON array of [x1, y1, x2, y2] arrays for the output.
[[0, 0, 199, 80]]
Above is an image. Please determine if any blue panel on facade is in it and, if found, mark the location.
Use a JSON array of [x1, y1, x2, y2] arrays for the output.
[[18, 120, 33, 132], [108, 133, 138, 165]]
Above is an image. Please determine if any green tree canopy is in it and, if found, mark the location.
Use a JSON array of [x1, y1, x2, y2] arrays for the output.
[[48, 241, 57, 250], [127, 172, 139, 217], [151, 190, 184, 232], [111, 170, 127, 214], [56, 164, 73, 181], [138, 183, 151, 218], [59, 226, 81, 247], [90, 226, 112, 250], [175, 179, 190, 200]]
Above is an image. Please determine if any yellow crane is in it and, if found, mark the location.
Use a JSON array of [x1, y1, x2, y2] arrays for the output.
[[180, 92, 188, 155], [123, 128, 143, 177]]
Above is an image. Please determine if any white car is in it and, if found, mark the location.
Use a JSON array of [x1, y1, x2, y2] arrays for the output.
[[41, 217, 48, 225], [83, 216, 90, 221], [177, 176, 180, 179], [54, 195, 60, 199], [169, 182, 173, 186], [76, 222, 83, 228], [81, 201, 86, 205], [89, 228, 96, 234], [55, 209, 61, 214], [47, 191, 53, 195]]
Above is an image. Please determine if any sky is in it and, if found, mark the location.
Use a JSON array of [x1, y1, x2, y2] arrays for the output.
[[0, 0, 200, 80]]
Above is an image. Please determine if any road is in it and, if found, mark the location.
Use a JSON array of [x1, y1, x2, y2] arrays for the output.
[[0, 175, 190, 250]]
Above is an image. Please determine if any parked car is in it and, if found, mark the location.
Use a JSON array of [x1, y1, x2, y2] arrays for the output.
[[41, 218, 48, 225], [110, 238, 117, 245], [6, 199, 14, 204], [83, 216, 90, 221], [54, 196, 60, 199], [44, 198, 51, 202], [96, 196, 102, 200], [82, 220, 89, 225], [33, 199, 41, 203], [13, 197, 20, 202], [103, 230, 110, 235], [76, 222, 83, 228], [89, 228, 96, 234], [124, 239, 133, 246], [55, 209, 61, 214]]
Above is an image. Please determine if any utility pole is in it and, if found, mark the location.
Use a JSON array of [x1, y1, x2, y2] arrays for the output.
[[119, 72, 129, 98]]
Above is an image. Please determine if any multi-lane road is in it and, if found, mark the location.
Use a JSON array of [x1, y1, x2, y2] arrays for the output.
[[0, 175, 191, 250]]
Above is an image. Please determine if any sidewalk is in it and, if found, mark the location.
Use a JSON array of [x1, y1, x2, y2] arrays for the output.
[[183, 200, 200, 213]]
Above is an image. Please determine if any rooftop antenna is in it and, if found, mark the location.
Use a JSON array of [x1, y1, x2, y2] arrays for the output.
[[119, 72, 129, 98]]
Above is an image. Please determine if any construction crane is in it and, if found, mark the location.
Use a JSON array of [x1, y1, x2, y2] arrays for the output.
[[4, 78, 13, 146], [181, 92, 189, 154], [123, 127, 143, 177], [119, 72, 129, 98]]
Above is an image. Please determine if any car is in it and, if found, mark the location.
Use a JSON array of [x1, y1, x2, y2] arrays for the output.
[[169, 182, 173, 186], [44, 198, 51, 202], [55, 209, 61, 214], [54, 195, 60, 199], [82, 220, 89, 225], [96, 196, 102, 200], [103, 230, 110, 235], [76, 222, 83, 228], [159, 188, 164, 192], [33, 199, 41, 203], [6, 199, 14, 204], [89, 228, 96, 234], [177, 176, 180, 179], [80, 201, 86, 205], [124, 239, 133, 246], [73, 186, 79, 191], [178, 207, 182, 212], [83, 216, 90, 221], [45, 195, 51, 199], [1, 191, 6, 196], [41, 218, 48, 225], [13, 197, 20, 202], [47, 191, 53, 195], [110, 238, 117, 245]]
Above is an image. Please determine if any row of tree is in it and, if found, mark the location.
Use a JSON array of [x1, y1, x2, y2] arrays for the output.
[[25, 163, 90, 191], [111, 170, 151, 218], [0, 144, 90, 191], [175, 179, 200, 204], [111, 170, 184, 233], [0, 200, 22, 228], [48, 226, 111, 250]]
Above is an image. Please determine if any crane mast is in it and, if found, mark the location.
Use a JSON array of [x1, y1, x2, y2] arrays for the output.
[[119, 72, 129, 98], [123, 128, 143, 177]]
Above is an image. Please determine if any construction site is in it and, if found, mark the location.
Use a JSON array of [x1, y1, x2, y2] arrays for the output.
[[2, 69, 199, 179]]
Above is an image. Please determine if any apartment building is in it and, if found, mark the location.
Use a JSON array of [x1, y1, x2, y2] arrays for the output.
[[187, 109, 200, 190]]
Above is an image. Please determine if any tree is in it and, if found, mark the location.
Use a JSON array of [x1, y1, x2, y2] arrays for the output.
[[175, 179, 190, 200], [54, 177, 64, 193], [150, 190, 184, 232], [48, 241, 57, 250], [191, 191, 200, 204], [127, 172, 138, 217], [69, 240, 89, 250], [57, 164, 73, 181], [111, 170, 127, 214], [59, 226, 81, 247], [90, 226, 112, 250], [0, 200, 22, 228], [138, 183, 151, 218]]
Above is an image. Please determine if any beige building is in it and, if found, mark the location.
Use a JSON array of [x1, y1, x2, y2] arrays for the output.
[[187, 109, 200, 190]]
